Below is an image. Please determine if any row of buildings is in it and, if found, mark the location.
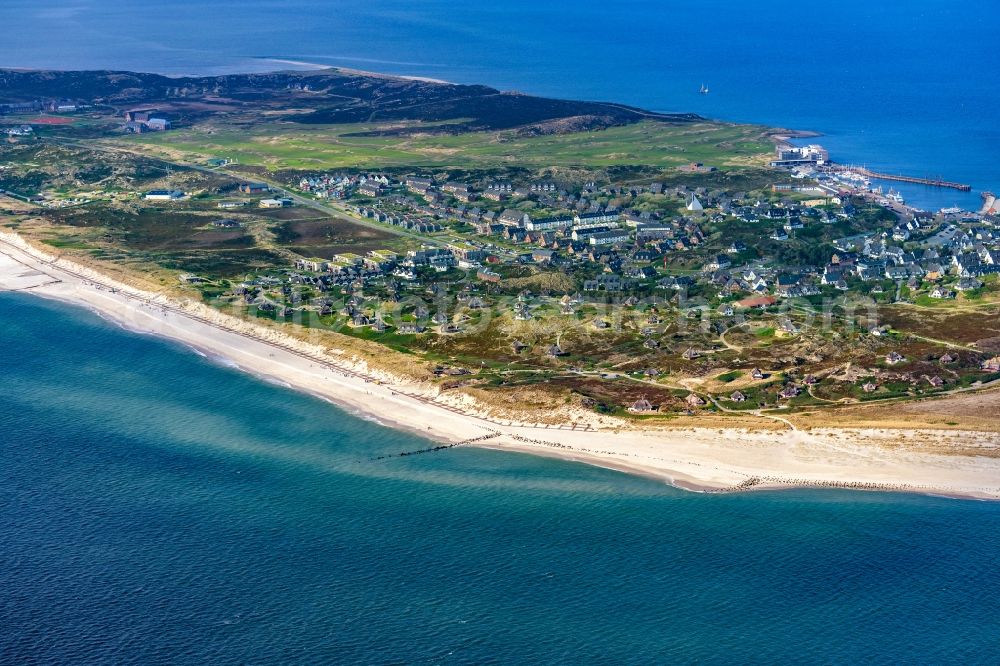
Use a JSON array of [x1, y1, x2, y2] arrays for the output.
[[123, 109, 172, 133]]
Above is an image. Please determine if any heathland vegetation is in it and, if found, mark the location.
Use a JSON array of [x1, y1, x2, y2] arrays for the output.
[[2, 68, 999, 430]]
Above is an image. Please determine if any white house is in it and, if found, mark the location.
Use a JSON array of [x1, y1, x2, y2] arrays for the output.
[[144, 190, 185, 201]]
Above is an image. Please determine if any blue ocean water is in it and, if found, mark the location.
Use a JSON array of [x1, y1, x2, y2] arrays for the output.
[[3, 292, 1000, 663], [2, 0, 998, 211]]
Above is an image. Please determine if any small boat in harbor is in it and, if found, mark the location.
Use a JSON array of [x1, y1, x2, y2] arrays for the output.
[[699, 83, 709, 94]]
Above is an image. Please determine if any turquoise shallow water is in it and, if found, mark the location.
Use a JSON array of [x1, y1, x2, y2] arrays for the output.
[[2, 292, 1000, 664]]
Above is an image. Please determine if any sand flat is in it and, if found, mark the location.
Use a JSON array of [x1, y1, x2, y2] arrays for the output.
[[0, 252, 59, 291]]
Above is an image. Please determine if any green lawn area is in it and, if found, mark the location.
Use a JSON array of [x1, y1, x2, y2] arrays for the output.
[[118, 120, 773, 170], [715, 370, 742, 383]]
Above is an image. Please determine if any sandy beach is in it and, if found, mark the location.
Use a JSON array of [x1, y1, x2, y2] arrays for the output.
[[2, 230, 999, 499], [260, 59, 452, 84]]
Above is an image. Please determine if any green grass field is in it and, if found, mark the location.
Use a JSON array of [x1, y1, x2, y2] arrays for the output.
[[119, 120, 773, 170]]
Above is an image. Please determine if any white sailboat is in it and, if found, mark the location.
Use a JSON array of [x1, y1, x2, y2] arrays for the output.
[[699, 83, 709, 94]]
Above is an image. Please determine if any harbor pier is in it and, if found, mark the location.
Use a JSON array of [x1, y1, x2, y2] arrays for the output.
[[834, 165, 972, 191]]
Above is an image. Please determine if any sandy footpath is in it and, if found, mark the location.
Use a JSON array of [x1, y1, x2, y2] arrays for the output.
[[2, 230, 999, 499]]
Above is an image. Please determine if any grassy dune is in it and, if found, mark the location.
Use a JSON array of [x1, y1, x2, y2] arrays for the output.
[[121, 120, 773, 170]]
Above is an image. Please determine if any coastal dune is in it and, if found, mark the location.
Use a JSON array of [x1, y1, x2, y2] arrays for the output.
[[2, 230, 999, 500]]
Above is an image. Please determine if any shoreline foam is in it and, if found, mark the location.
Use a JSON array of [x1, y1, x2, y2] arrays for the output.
[[2, 231, 998, 500]]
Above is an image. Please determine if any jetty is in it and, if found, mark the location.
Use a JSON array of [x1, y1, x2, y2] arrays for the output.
[[833, 165, 971, 191]]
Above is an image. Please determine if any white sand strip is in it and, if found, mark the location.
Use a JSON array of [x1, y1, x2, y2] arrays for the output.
[[2, 230, 998, 499]]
